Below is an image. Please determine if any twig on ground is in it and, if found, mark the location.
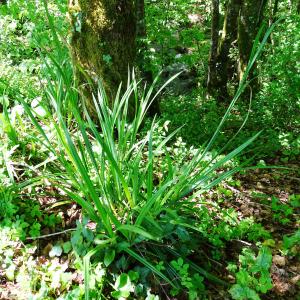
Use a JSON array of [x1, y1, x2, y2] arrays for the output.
[[26, 228, 76, 240]]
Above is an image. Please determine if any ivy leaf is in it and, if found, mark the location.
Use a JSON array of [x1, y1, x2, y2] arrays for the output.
[[128, 270, 139, 282], [114, 273, 131, 290], [111, 290, 130, 299]]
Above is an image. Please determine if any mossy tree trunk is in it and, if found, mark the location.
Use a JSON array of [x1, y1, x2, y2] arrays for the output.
[[69, 0, 136, 118]]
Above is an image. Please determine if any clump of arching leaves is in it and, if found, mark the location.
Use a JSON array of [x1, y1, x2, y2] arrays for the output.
[[2, 1, 296, 299], [14, 9, 279, 297]]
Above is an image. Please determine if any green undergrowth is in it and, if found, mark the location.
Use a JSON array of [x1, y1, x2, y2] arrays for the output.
[[159, 86, 300, 162], [0, 1, 299, 300]]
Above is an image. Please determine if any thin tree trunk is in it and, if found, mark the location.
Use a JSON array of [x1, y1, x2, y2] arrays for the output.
[[207, 0, 220, 95], [238, 0, 267, 86], [268, 0, 279, 50], [215, 0, 241, 99], [136, 0, 146, 37], [272, 0, 279, 18]]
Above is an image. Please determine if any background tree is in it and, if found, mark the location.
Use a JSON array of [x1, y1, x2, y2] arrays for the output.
[[207, 0, 241, 99], [68, 0, 136, 117], [237, 0, 267, 83], [207, 0, 267, 99], [207, 0, 220, 95]]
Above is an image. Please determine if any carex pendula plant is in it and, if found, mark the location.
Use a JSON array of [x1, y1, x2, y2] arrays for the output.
[[17, 5, 280, 296]]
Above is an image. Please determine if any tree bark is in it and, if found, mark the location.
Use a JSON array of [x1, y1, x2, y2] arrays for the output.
[[207, 0, 220, 95], [207, 0, 267, 100], [136, 0, 146, 37], [272, 0, 279, 18], [238, 0, 267, 85], [68, 0, 136, 118], [297, 0, 300, 13], [208, 0, 242, 100]]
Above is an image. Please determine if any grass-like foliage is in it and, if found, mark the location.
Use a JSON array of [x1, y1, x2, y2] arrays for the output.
[[1, 0, 298, 298], [16, 11, 279, 298]]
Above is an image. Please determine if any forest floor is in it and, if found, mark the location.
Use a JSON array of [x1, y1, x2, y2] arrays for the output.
[[218, 161, 300, 299], [1, 1, 299, 299], [0, 158, 299, 300]]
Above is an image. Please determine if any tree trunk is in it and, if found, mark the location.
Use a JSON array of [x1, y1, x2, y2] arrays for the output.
[[207, 0, 267, 100], [209, 0, 242, 100], [68, 0, 136, 118], [136, 0, 146, 37], [297, 0, 300, 13], [238, 0, 266, 86], [207, 0, 220, 95], [272, 0, 279, 18]]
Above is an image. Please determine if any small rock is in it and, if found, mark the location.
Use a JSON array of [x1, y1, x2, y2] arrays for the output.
[[162, 63, 197, 95], [256, 182, 264, 189], [290, 265, 298, 272], [273, 255, 286, 266]]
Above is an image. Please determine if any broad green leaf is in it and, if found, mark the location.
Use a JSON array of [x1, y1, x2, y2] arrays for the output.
[[104, 249, 115, 267]]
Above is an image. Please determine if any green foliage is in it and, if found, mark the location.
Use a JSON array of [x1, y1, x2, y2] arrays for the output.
[[0, 185, 18, 219], [248, 15, 300, 157], [71, 218, 95, 256], [144, 0, 209, 77], [271, 196, 294, 225], [19, 33, 264, 294], [15, 17, 273, 294], [0, 0, 299, 299], [0, 0, 67, 107], [111, 272, 139, 299], [282, 229, 300, 255], [229, 247, 273, 300], [170, 258, 205, 299]]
